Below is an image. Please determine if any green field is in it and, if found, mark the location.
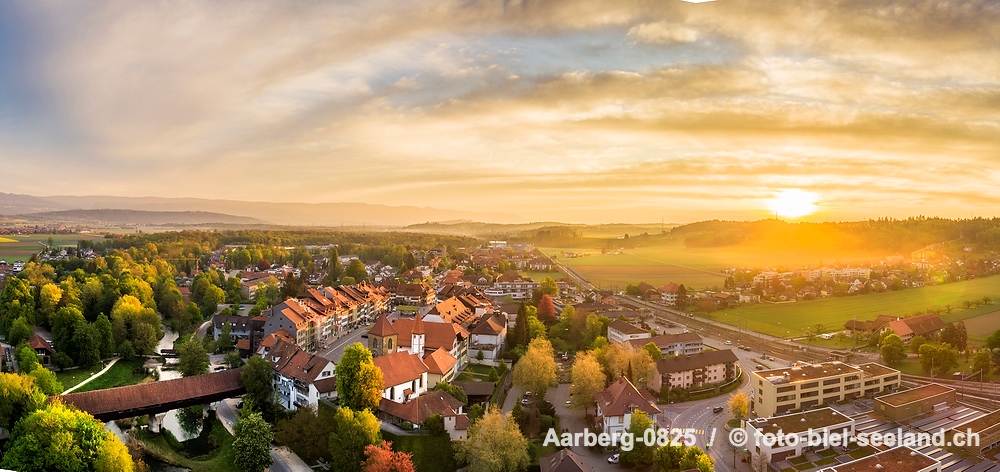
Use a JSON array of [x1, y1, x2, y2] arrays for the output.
[[541, 240, 882, 290], [58, 358, 150, 394], [0, 233, 106, 262], [702, 276, 1000, 339]]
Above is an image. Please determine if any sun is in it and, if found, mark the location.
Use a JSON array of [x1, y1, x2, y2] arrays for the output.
[[768, 189, 819, 218]]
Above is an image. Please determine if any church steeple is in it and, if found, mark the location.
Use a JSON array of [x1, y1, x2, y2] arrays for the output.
[[411, 314, 426, 355]]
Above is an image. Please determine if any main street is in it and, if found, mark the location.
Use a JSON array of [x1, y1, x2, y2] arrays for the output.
[[316, 310, 400, 361]]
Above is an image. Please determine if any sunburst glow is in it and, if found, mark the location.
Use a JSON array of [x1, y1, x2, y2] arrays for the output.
[[768, 189, 819, 218]]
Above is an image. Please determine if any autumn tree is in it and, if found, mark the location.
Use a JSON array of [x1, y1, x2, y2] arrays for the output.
[[28, 368, 63, 396], [363, 441, 416, 472], [233, 410, 274, 472], [337, 343, 385, 411], [539, 277, 558, 296], [536, 295, 557, 324], [0, 372, 46, 433], [1, 402, 134, 472], [622, 410, 656, 467], [275, 405, 337, 462], [454, 407, 529, 472], [642, 341, 663, 360], [728, 390, 749, 424], [0, 278, 34, 335], [329, 407, 382, 472], [513, 338, 557, 399], [345, 259, 368, 282], [599, 343, 655, 388], [569, 352, 606, 414]]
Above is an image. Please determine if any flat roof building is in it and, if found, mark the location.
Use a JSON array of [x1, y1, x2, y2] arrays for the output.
[[820, 446, 939, 472], [874, 383, 955, 422], [751, 361, 901, 417], [746, 407, 854, 463]]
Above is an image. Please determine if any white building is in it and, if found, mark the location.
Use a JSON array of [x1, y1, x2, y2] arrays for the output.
[[607, 320, 650, 345], [595, 377, 661, 437], [372, 350, 430, 403], [266, 340, 338, 411], [746, 408, 854, 464]]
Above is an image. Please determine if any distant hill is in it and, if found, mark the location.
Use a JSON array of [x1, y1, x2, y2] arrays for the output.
[[18, 209, 264, 225], [0, 193, 522, 226]]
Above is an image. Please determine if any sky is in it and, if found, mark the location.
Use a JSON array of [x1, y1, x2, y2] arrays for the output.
[[1, 0, 999, 224]]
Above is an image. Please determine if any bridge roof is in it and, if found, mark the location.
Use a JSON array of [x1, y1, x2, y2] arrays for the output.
[[55, 368, 244, 420]]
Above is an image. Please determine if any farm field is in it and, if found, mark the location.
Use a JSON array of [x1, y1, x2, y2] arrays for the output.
[[703, 275, 1000, 340], [541, 240, 883, 290], [0, 233, 106, 262], [957, 309, 1000, 342]]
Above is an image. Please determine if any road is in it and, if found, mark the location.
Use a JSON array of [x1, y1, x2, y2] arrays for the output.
[[316, 310, 400, 361]]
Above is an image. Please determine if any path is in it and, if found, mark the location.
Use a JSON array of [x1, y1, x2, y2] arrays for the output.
[[62, 357, 120, 394]]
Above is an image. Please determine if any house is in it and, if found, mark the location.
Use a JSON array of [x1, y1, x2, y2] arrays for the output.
[[635, 282, 660, 301], [451, 381, 495, 406], [262, 299, 321, 352], [377, 390, 470, 440], [213, 315, 253, 341], [843, 314, 896, 333], [395, 283, 436, 306], [422, 347, 459, 385], [607, 319, 650, 344], [528, 257, 553, 271], [368, 314, 399, 357], [372, 351, 430, 403], [652, 349, 739, 391], [659, 283, 680, 306], [266, 340, 338, 410], [626, 332, 703, 357], [257, 329, 294, 357], [595, 376, 661, 437], [883, 313, 946, 343], [28, 334, 54, 366], [469, 313, 507, 364], [874, 383, 955, 422], [539, 449, 591, 472], [377, 315, 470, 370], [424, 296, 476, 326]]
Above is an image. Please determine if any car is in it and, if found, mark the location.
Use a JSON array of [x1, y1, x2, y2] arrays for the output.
[[561, 354, 569, 361], [713, 406, 724, 413], [524, 391, 532, 397], [521, 398, 530, 406], [724, 340, 732, 345], [608, 454, 620, 464], [682, 329, 689, 333], [565, 400, 571, 406], [235, 401, 244, 409], [214, 365, 226, 371], [238, 304, 245, 310], [361, 333, 369, 339], [755, 365, 765, 370]]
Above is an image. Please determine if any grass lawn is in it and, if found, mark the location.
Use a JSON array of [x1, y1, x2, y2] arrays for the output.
[[137, 418, 236, 472], [383, 431, 457, 472], [70, 358, 150, 393], [55, 364, 109, 392], [529, 440, 559, 466], [795, 336, 860, 349], [700, 275, 1000, 338], [894, 358, 1000, 381], [522, 270, 566, 282]]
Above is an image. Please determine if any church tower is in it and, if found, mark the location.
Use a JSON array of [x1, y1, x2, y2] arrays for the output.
[[367, 314, 398, 357], [411, 313, 426, 355]]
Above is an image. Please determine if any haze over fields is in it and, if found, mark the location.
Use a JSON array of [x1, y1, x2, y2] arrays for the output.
[[2, 1, 1000, 224]]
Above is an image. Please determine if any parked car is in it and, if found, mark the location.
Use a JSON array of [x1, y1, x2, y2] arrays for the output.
[[713, 406, 724, 413], [755, 365, 765, 370], [235, 401, 244, 409], [214, 365, 226, 371], [608, 454, 620, 464], [361, 334, 368, 339], [521, 398, 530, 406], [724, 340, 732, 345]]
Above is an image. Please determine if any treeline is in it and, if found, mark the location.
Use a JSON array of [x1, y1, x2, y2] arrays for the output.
[[100, 229, 476, 252], [671, 217, 1000, 252]]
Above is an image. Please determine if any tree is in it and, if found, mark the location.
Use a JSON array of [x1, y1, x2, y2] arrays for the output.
[[879, 334, 907, 366], [7, 316, 33, 347], [539, 277, 558, 296], [642, 341, 663, 360], [37, 283, 63, 326], [454, 407, 529, 472], [909, 335, 927, 354], [919, 343, 960, 377], [329, 407, 382, 472], [675, 284, 687, 308], [363, 441, 416, 472], [131, 321, 160, 355], [919, 343, 938, 374], [987, 328, 1000, 350], [972, 350, 992, 378], [233, 410, 274, 472], [599, 343, 655, 388], [178, 338, 210, 377], [423, 414, 446, 435], [340, 276, 357, 286], [536, 295, 557, 324], [225, 350, 245, 369], [727, 390, 749, 424], [1, 402, 134, 472], [345, 259, 368, 282], [28, 367, 63, 395], [72, 319, 101, 368], [14, 343, 40, 374], [0, 372, 46, 433], [0, 278, 34, 335], [218, 323, 234, 352], [569, 352, 606, 414], [200, 284, 225, 317], [94, 314, 116, 359], [513, 338, 557, 399], [242, 355, 275, 409], [118, 340, 135, 361], [468, 403, 485, 424], [621, 410, 655, 467], [275, 405, 337, 462], [337, 343, 385, 411], [434, 382, 468, 404]]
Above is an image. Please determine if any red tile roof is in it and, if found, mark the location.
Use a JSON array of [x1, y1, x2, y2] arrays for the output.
[[393, 318, 468, 352], [596, 377, 660, 418], [471, 314, 505, 336], [428, 297, 475, 326], [56, 369, 244, 418], [369, 314, 398, 337], [372, 351, 428, 387], [28, 334, 53, 352], [377, 390, 464, 425], [267, 340, 336, 383], [260, 329, 294, 349], [423, 348, 457, 376]]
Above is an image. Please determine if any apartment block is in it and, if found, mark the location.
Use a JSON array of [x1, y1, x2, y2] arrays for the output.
[[751, 361, 900, 417]]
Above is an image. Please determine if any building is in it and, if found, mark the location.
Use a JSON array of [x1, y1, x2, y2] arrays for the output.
[[368, 314, 399, 357], [539, 449, 591, 472], [372, 350, 430, 403], [627, 332, 703, 357], [746, 407, 854, 463], [883, 313, 946, 343], [422, 347, 459, 385], [28, 334, 54, 366], [423, 296, 476, 326], [378, 315, 470, 370], [948, 410, 1000, 456], [821, 446, 939, 472], [856, 362, 901, 397], [751, 361, 901, 417], [265, 340, 337, 410], [874, 383, 955, 422], [595, 376, 661, 437], [262, 299, 321, 352], [395, 283, 436, 306], [659, 283, 680, 306], [607, 320, 650, 344], [212, 315, 253, 341], [377, 390, 470, 441], [652, 349, 739, 391], [469, 313, 507, 363]]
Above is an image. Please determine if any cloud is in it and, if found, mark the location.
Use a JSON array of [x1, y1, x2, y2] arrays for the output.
[[627, 22, 700, 45]]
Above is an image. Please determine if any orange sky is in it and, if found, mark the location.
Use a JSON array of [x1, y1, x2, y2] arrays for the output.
[[1, 1, 998, 223]]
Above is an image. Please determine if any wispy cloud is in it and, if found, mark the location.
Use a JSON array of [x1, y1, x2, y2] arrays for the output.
[[0, 0, 998, 223]]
